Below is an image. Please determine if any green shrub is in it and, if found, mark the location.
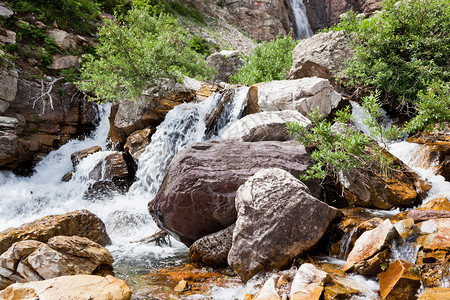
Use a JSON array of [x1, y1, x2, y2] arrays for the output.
[[230, 34, 297, 85], [78, 7, 214, 102], [333, 0, 449, 107], [168, 1, 205, 24]]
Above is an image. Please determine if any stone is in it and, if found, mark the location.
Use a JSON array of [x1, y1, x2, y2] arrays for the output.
[[344, 219, 398, 273], [416, 218, 450, 251], [289, 31, 353, 86], [70, 146, 102, 167], [0, 28, 16, 45], [0, 99, 9, 113], [0, 4, 14, 18], [378, 260, 421, 300], [124, 127, 156, 162], [246, 77, 341, 119], [173, 279, 188, 292], [0, 210, 111, 255], [0, 116, 18, 129], [221, 110, 310, 142], [48, 29, 78, 50], [254, 276, 280, 300], [408, 210, 450, 222], [49, 55, 79, 69], [393, 218, 415, 238], [88, 151, 129, 181], [206, 50, 244, 83], [149, 140, 319, 246], [0, 66, 18, 103], [0, 275, 132, 300], [189, 225, 234, 267], [352, 248, 390, 276], [290, 263, 329, 300], [419, 287, 450, 300], [228, 169, 338, 281]]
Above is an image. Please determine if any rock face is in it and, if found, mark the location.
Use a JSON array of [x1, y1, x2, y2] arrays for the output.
[[0, 275, 132, 300], [290, 263, 330, 300], [189, 225, 234, 267], [0, 236, 114, 288], [228, 168, 338, 281], [378, 260, 421, 300], [344, 219, 398, 274], [304, 0, 382, 32], [48, 29, 78, 50], [246, 77, 341, 118], [221, 110, 310, 142], [0, 210, 111, 255], [289, 31, 353, 86], [49, 55, 79, 70], [0, 28, 16, 45], [149, 140, 318, 246], [206, 50, 244, 83]]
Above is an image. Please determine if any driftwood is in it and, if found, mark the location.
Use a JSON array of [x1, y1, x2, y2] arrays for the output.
[[132, 230, 171, 246], [32, 77, 63, 114]]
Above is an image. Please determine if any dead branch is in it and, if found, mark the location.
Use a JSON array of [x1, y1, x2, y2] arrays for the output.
[[131, 230, 171, 246], [32, 77, 63, 114]]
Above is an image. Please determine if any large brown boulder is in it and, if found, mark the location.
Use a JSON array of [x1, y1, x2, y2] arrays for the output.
[[246, 77, 341, 118], [228, 168, 338, 281], [289, 31, 353, 87], [378, 260, 421, 300], [0, 275, 132, 300], [0, 236, 113, 288], [0, 210, 111, 255], [149, 140, 318, 246]]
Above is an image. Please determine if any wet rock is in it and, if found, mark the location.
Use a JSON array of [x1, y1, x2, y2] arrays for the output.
[[189, 225, 234, 267], [344, 219, 398, 274], [0, 236, 113, 287], [149, 140, 318, 246], [206, 50, 244, 83], [228, 169, 338, 281], [246, 77, 341, 118], [289, 31, 352, 87], [419, 287, 450, 300], [0, 28, 16, 45], [393, 218, 415, 238], [221, 110, 310, 142], [124, 127, 156, 163], [70, 146, 102, 167], [323, 277, 360, 300], [88, 151, 129, 181], [408, 210, 450, 222], [49, 55, 79, 69], [48, 29, 78, 50], [0, 274, 132, 300], [290, 263, 330, 300], [0, 210, 111, 255], [353, 248, 390, 276], [195, 82, 223, 101], [378, 260, 421, 300], [254, 276, 280, 300]]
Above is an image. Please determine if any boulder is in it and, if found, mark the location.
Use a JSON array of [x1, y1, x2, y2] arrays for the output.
[[206, 50, 244, 83], [0, 4, 14, 18], [419, 287, 450, 300], [290, 263, 330, 300], [0, 210, 111, 255], [221, 110, 310, 142], [0, 99, 9, 113], [344, 219, 398, 274], [49, 55, 79, 70], [246, 77, 341, 119], [88, 151, 129, 181], [48, 29, 78, 50], [124, 127, 156, 163], [0, 66, 18, 103], [149, 140, 318, 246], [254, 276, 280, 300], [0, 236, 113, 287], [0, 275, 132, 300], [289, 31, 352, 86], [228, 168, 338, 281], [189, 225, 234, 267], [408, 210, 450, 222], [0, 28, 16, 45], [378, 260, 421, 300], [70, 146, 102, 167]]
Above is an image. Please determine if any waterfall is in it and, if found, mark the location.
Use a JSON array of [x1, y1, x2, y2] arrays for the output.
[[290, 0, 313, 39]]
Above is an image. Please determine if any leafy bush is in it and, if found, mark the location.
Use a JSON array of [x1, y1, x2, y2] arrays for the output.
[[333, 0, 449, 108], [78, 7, 214, 102], [230, 34, 297, 85], [168, 1, 205, 24]]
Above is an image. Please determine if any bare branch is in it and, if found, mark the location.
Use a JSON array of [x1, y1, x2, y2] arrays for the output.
[[32, 77, 64, 114]]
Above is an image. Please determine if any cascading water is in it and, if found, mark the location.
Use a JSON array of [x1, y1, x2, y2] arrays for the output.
[[289, 0, 313, 39]]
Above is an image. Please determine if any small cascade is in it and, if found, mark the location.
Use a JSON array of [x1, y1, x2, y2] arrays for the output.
[[289, 0, 313, 39], [390, 238, 419, 264], [339, 227, 359, 259]]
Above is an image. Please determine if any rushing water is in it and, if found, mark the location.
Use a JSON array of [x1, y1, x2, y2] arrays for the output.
[[289, 0, 313, 39]]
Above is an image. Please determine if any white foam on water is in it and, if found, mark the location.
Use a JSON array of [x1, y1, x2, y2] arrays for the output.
[[289, 0, 313, 39]]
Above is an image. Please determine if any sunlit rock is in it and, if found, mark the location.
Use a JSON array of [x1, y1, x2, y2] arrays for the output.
[[124, 127, 156, 163], [378, 260, 421, 300], [0, 210, 111, 255], [228, 169, 338, 281], [0, 275, 132, 300], [254, 276, 281, 300], [419, 287, 450, 300], [70, 146, 102, 167], [290, 263, 330, 300], [221, 110, 310, 142]]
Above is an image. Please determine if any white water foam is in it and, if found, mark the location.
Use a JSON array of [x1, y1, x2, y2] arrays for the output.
[[290, 0, 313, 39]]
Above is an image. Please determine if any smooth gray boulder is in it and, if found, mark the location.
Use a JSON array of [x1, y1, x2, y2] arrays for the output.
[[228, 168, 338, 281]]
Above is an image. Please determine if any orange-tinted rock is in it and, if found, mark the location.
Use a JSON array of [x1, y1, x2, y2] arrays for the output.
[[0, 210, 111, 255], [344, 219, 398, 273], [124, 127, 156, 163], [378, 260, 421, 300], [419, 287, 450, 300], [290, 264, 329, 300], [416, 218, 450, 251], [353, 248, 390, 276]]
